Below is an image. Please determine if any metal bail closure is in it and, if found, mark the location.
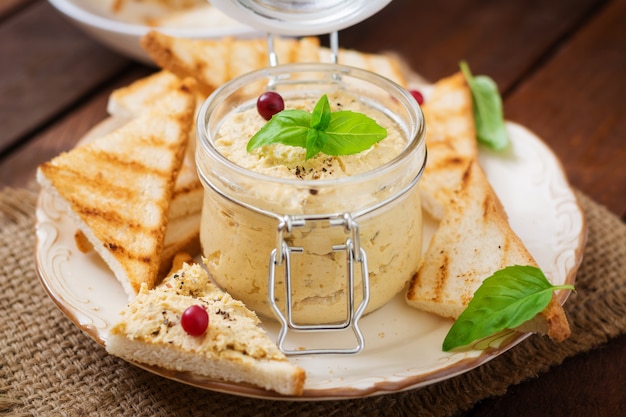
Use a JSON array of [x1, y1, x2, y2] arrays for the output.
[[267, 213, 371, 355]]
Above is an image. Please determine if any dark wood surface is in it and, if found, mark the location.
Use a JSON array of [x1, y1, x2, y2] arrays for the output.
[[1, 0, 624, 415]]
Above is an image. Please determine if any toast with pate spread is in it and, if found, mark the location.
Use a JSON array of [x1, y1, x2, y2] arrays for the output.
[[37, 79, 196, 298], [140, 31, 408, 96], [106, 254, 306, 396], [406, 160, 571, 341]]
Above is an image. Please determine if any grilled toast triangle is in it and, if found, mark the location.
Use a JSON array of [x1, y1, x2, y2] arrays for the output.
[[106, 70, 183, 119], [406, 160, 571, 341], [140, 31, 410, 97], [318, 46, 408, 87], [140, 31, 321, 96], [37, 79, 196, 298], [418, 72, 478, 220], [106, 70, 204, 221]]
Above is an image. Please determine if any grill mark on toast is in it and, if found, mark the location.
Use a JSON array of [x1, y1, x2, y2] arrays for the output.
[[432, 252, 449, 303], [38, 83, 194, 296], [41, 152, 172, 205]]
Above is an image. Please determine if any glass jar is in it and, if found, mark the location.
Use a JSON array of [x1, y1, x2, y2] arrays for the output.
[[196, 63, 426, 326]]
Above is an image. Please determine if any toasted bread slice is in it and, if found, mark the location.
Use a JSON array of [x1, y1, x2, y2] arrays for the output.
[[97, 71, 203, 276], [110, 0, 205, 14], [107, 70, 205, 121], [422, 73, 477, 159], [106, 257, 306, 396], [157, 212, 201, 277], [76, 71, 204, 267], [150, 4, 240, 28], [107, 70, 182, 119], [107, 70, 204, 220], [406, 161, 570, 341], [419, 142, 474, 221], [418, 72, 478, 220], [37, 80, 196, 298], [318, 47, 408, 87], [73, 209, 201, 280], [141, 31, 321, 96], [168, 143, 203, 219]]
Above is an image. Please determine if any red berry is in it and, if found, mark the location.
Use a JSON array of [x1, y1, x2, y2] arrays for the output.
[[409, 89, 424, 105], [181, 305, 209, 336], [257, 91, 284, 120]]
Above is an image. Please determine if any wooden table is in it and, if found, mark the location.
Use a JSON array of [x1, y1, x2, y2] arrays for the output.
[[1, 0, 624, 415]]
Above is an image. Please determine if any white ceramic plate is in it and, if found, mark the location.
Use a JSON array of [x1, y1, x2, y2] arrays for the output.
[[48, 0, 264, 64], [35, 121, 585, 400]]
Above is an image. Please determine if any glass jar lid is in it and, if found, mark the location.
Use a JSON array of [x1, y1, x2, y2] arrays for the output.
[[210, 0, 392, 36]]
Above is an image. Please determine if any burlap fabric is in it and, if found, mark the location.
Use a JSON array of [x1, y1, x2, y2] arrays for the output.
[[1, 186, 624, 417]]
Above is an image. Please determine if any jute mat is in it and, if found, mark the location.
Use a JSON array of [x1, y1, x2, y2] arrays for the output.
[[1, 186, 625, 417]]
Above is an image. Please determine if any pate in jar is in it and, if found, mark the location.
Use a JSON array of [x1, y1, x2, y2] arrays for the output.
[[196, 63, 425, 325]]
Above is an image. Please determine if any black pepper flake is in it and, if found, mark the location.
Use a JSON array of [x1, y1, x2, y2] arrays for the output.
[[216, 308, 231, 320], [309, 189, 318, 195]]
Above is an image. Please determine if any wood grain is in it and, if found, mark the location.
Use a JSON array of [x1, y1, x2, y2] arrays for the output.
[[339, 0, 604, 88], [461, 334, 626, 417], [0, 1, 130, 156], [0, 0, 33, 17], [0, 66, 151, 188], [504, 0, 626, 218]]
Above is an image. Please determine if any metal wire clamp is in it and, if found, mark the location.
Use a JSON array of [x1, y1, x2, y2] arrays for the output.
[[267, 213, 371, 355]]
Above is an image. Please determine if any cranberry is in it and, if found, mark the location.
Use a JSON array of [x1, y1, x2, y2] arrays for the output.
[[409, 89, 424, 105], [257, 91, 284, 120], [181, 305, 209, 336]]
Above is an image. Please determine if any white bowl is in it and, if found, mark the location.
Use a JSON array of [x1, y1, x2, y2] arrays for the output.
[[48, 0, 264, 64]]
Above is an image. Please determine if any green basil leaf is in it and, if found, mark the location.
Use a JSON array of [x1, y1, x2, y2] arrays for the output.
[[246, 95, 387, 159], [442, 265, 574, 351], [305, 128, 328, 160], [246, 110, 310, 152], [322, 111, 387, 156], [460, 61, 509, 151], [311, 94, 331, 131]]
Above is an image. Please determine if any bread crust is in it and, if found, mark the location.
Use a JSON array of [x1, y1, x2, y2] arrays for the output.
[[37, 79, 196, 297], [140, 31, 410, 97], [106, 260, 306, 396], [141, 31, 321, 96], [406, 74, 571, 342]]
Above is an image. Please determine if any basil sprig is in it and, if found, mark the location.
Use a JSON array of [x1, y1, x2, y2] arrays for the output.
[[460, 61, 509, 151], [442, 265, 575, 351], [247, 94, 387, 160]]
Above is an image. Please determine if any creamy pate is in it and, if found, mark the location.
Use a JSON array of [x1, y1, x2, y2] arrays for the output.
[[214, 92, 406, 181]]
